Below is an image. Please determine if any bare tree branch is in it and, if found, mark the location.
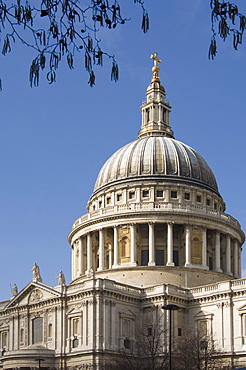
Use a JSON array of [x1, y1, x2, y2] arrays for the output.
[[0, 0, 149, 87]]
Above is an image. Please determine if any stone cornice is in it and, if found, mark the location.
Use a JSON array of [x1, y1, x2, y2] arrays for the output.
[[68, 208, 244, 244]]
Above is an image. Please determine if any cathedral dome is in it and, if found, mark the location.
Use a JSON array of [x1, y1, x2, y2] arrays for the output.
[[93, 53, 220, 198], [94, 136, 218, 195], [69, 53, 244, 291]]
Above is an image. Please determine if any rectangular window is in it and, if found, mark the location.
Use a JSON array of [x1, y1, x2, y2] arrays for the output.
[[156, 250, 164, 266], [147, 327, 152, 337], [117, 194, 122, 202], [214, 202, 217, 210], [171, 190, 177, 199], [173, 250, 179, 266], [32, 317, 43, 344], [2, 332, 7, 348], [106, 197, 111, 205], [178, 328, 182, 337], [98, 201, 102, 208], [199, 320, 207, 336], [206, 198, 211, 206], [141, 250, 149, 266], [73, 318, 79, 336], [124, 338, 130, 349], [73, 338, 79, 348], [156, 190, 163, 198], [129, 191, 135, 199], [142, 190, 149, 198], [197, 195, 202, 203], [184, 192, 190, 200]]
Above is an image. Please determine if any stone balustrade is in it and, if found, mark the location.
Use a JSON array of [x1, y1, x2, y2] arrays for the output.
[[72, 201, 241, 230]]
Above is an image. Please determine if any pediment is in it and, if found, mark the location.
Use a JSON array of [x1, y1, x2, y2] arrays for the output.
[[5, 282, 62, 309], [238, 303, 246, 313], [193, 310, 213, 320], [119, 309, 136, 318]]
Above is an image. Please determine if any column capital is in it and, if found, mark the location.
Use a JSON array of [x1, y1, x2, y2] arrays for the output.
[[75, 238, 81, 246], [167, 221, 174, 227]]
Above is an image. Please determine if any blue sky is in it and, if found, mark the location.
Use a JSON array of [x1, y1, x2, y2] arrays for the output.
[[0, 0, 246, 301]]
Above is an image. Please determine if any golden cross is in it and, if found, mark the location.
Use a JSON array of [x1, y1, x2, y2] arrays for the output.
[[150, 52, 162, 67]]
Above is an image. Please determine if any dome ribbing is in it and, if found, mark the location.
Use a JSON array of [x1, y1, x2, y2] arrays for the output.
[[94, 136, 218, 194]]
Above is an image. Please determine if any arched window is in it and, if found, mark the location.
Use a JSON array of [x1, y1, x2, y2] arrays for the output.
[[146, 108, 150, 122], [32, 317, 43, 344], [163, 107, 166, 122]]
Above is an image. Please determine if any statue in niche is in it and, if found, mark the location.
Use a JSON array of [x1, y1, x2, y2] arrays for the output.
[[31, 263, 42, 282], [11, 284, 18, 297], [56, 270, 66, 285]]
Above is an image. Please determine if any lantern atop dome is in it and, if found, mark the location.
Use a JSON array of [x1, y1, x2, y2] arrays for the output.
[[138, 52, 174, 139]]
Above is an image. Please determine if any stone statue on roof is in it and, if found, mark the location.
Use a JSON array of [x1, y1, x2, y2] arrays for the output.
[[31, 263, 42, 283]]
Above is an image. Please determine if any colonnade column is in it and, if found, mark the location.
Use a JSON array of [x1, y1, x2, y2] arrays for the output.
[[234, 240, 239, 278], [78, 237, 84, 276], [108, 244, 113, 269], [98, 229, 104, 271], [86, 233, 92, 273], [148, 222, 155, 266], [215, 231, 222, 273], [72, 242, 76, 280], [185, 224, 191, 267], [166, 222, 174, 266], [226, 235, 232, 276], [202, 227, 208, 269], [113, 225, 119, 268], [130, 224, 137, 265], [239, 245, 242, 278]]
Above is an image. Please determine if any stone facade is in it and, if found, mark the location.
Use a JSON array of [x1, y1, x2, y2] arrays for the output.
[[0, 55, 245, 369]]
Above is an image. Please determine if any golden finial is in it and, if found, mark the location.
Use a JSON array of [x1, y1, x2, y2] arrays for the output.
[[150, 52, 162, 82]]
